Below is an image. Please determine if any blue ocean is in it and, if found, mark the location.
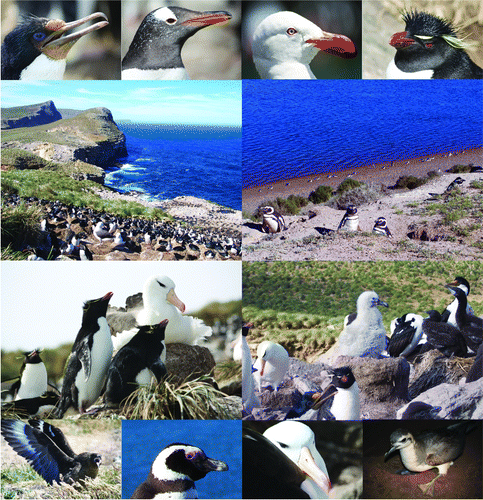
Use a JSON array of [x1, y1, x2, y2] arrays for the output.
[[243, 80, 483, 188], [122, 420, 242, 499], [105, 124, 242, 210]]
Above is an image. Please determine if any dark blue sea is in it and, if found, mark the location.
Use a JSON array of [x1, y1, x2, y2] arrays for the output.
[[243, 80, 483, 188], [105, 124, 242, 210], [122, 420, 242, 499]]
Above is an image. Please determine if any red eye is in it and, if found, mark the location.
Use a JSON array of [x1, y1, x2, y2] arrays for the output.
[[425, 43, 433, 48], [287, 28, 297, 36]]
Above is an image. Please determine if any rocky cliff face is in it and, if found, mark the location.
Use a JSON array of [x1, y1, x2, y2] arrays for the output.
[[2, 106, 128, 169], [1, 101, 62, 130]]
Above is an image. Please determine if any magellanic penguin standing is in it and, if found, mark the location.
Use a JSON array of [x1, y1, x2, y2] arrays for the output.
[[56, 292, 113, 417], [337, 205, 361, 232], [386, 11, 483, 79], [1, 12, 109, 80], [104, 320, 168, 407], [372, 217, 392, 237], [252, 11, 357, 79], [259, 206, 286, 233], [122, 6, 232, 80], [1, 419, 101, 485], [131, 443, 228, 499]]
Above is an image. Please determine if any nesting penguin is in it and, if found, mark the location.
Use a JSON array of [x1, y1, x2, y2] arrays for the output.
[[337, 205, 361, 232], [112, 275, 212, 349], [104, 320, 168, 407], [241, 323, 261, 413], [1, 419, 101, 485], [372, 217, 392, 237], [1, 12, 109, 80], [262, 422, 331, 499], [252, 11, 357, 79], [339, 291, 388, 357], [386, 10, 482, 79], [131, 443, 228, 499], [122, 6, 232, 80], [312, 367, 361, 420], [56, 292, 113, 417], [260, 206, 286, 233], [253, 341, 289, 392], [384, 422, 476, 495]]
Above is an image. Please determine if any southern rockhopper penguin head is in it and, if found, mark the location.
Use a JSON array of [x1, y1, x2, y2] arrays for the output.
[[1, 12, 109, 80], [389, 10, 482, 79], [131, 443, 228, 498], [80, 291, 113, 329]]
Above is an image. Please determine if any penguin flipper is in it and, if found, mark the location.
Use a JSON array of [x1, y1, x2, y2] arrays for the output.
[[104, 365, 126, 407], [150, 360, 167, 382], [77, 338, 92, 380]]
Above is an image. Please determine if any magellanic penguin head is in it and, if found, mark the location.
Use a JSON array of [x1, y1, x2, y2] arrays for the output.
[[153, 443, 228, 482], [81, 291, 113, 326], [4, 12, 108, 62]]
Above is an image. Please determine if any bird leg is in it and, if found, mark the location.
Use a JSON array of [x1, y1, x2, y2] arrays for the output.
[[418, 462, 453, 496]]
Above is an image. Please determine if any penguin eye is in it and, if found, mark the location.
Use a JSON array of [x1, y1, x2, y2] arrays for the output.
[[186, 451, 196, 460], [33, 32, 47, 41], [165, 17, 177, 25], [286, 27, 297, 36]]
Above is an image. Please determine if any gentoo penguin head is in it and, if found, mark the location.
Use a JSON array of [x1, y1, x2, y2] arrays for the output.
[[357, 291, 389, 311], [81, 292, 113, 327], [151, 443, 228, 482], [144, 275, 186, 313], [389, 11, 466, 72], [263, 422, 331, 497], [385, 429, 415, 459], [1, 13, 108, 79], [252, 11, 357, 77]]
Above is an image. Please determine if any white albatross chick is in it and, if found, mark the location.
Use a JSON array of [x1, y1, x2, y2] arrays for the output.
[[114, 275, 212, 349], [252, 11, 357, 79], [263, 421, 331, 499], [253, 340, 289, 391], [338, 291, 389, 358]]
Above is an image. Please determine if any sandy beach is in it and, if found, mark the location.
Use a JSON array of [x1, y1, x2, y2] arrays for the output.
[[243, 147, 482, 215]]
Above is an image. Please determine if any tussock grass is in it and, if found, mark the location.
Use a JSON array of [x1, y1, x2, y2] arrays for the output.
[[1, 201, 42, 250], [2, 170, 171, 220], [120, 375, 237, 420]]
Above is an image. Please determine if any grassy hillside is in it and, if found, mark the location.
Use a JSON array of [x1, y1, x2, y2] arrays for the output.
[[243, 261, 482, 360]]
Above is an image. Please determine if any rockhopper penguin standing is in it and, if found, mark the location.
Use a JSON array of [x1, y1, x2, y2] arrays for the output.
[[104, 320, 168, 407], [56, 292, 113, 417]]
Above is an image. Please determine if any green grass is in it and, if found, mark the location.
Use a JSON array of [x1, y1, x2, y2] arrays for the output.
[[1, 201, 42, 250], [1, 170, 171, 220], [421, 189, 483, 226]]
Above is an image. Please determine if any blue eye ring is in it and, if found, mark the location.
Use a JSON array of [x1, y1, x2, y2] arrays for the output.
[[33, 32, 46, 41]]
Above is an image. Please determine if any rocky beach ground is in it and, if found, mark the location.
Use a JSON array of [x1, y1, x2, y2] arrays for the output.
[[243, 148, 483, 261]]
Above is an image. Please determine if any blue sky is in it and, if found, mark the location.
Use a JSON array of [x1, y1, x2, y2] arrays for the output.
[[1, 80, 241, 126]]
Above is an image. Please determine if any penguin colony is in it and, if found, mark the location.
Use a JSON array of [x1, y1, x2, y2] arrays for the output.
[[2, 194, 241, 261]]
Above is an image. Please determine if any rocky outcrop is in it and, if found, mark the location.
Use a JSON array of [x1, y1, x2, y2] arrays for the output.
[[1, 101, 62, 129], [2, 106, 127, 168]]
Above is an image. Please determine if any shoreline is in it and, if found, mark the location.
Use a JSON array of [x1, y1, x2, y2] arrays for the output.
[[242, 146, 482, 214]]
